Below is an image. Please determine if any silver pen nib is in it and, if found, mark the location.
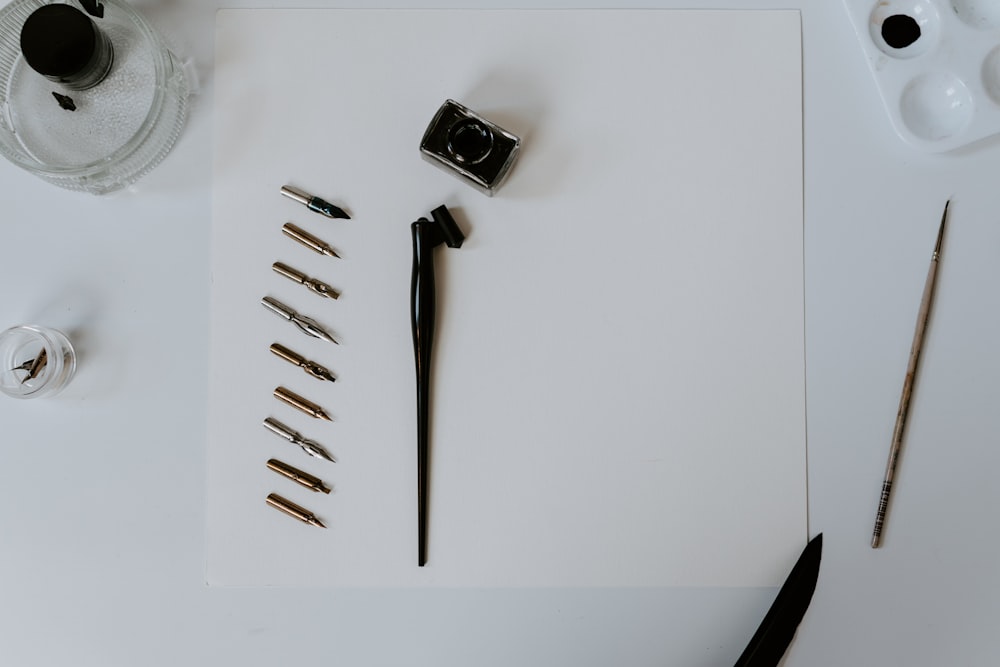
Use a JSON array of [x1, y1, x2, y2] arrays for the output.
[[291, 313, 338, 344], [300, 440, 336, 462], [263, 417, 336, 462], [261, 296, 339, 344]]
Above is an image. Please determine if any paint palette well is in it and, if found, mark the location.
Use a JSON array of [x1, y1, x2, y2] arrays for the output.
[[843, 0, 1000, 151]]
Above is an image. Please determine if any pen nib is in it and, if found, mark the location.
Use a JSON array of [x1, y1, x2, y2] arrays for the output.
[[304, 441, 336, 462], [317, 201, 350, 220], [304, 363, 336, 382], [281, 185, 351, 220], [287, 312, 339, 345]]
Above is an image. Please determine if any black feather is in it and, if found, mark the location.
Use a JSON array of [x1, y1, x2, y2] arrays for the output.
[[733, 533, 823, 667]]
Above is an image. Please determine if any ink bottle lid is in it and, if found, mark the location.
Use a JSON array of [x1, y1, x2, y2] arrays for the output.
[[19, 4, 113, 90]]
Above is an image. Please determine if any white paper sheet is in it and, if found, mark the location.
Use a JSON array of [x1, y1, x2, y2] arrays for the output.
[[208, 9, 805, 587]]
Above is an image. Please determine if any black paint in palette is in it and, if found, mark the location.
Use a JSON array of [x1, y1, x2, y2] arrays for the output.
[[881, 14, 921, 50]]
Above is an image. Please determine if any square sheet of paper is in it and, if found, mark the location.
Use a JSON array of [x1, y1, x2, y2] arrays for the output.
[[208, 9, 805, 587]]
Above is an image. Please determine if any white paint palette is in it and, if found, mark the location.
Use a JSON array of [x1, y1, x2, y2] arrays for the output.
[[843, 0, 1000, 151]]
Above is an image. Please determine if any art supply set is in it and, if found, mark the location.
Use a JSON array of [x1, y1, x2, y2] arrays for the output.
[[207, 8, 962, 567], [203, 9, 811, 596], [8, 4, 994, 664], [256, 99, 515, 550], [260, 184, 346, 528]]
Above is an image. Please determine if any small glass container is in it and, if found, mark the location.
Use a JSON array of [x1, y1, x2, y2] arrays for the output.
[[0, 324, 76, 399], [0, 0, 190, 193]]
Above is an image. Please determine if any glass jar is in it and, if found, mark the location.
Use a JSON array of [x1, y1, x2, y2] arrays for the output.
[[0, 324, 76, 399], [0, 0, 190, 193]]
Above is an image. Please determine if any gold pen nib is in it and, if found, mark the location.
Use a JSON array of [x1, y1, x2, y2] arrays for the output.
[[266, 493, 327, 528], [274, 386, 335, 421], [267, 458, 333, 494]]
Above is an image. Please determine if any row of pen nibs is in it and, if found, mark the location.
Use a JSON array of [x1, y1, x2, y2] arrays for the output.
[[261, 184, 349, 529]]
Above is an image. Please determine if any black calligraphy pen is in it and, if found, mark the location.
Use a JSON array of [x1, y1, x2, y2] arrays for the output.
[[410, 205, 465, 567]]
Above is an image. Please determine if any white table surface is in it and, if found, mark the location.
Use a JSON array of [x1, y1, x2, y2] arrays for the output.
[[1, 1, 997, 665]]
